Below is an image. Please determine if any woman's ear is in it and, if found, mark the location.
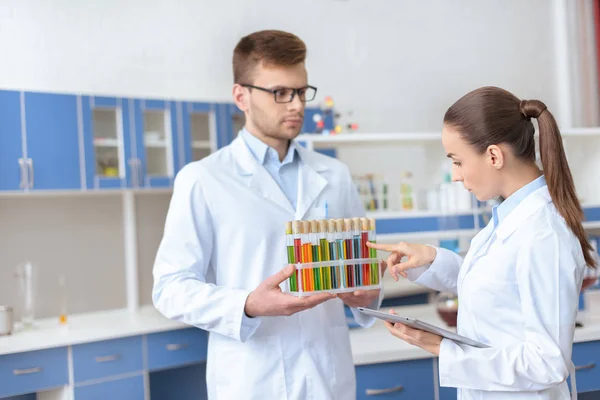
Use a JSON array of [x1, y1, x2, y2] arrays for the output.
[[486, 144, 504, 170]]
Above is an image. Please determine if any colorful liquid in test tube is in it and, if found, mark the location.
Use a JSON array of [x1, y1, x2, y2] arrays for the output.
[[286, 221, 297, 291]]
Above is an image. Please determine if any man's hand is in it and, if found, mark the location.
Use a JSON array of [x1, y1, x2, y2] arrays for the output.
[[338, 260, 386, 308], [244, 265, 337, 318]]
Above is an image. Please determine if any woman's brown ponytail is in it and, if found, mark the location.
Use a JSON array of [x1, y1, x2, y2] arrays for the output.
[[521, 100, 597, 268]]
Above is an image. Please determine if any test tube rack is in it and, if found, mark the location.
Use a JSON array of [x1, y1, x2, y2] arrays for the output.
[[284, 217, 382, 296]]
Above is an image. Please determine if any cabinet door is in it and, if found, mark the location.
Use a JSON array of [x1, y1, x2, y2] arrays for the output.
[[24, 92, 82, 190], [438, 386, 457, 400], [81, 96, 134, 189], [0, 90, 26, 191], [131, 99, 178, 188], [74, 375, 144, 400], [179, 102, 216, 168], [355, 358, 435, 399]]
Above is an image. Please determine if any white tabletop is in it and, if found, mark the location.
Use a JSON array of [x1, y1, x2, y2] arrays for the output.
[[2, 292, 600, 366]]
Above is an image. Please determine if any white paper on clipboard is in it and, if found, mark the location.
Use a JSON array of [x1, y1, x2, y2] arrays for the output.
[[357, 307, 490, 348]]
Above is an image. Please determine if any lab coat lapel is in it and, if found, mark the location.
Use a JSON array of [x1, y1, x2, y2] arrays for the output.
[[295, 146, 328, 220], [459, 221, 495, 285], [230, 136, 296, 214]]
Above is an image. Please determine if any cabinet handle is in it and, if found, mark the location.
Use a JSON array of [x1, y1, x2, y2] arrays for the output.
[[95, 354, 121, 363], [26, 158, 34, 188], [575, 363, 595, 371], [136, 158, 143, 188], [128, 159, 138, 187], [18, 158, 27, 189], [365, 385, 404, 396], [14, 367, 42, 375], [166, 343, 188, 351]]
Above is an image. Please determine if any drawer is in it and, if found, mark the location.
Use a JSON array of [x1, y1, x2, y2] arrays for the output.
[[72, 336, 143, 383], [355, 358, 435, 399], [74, 374, 144, 400], [572, 340, 600, 392], [0, 347, 69, 398], [438, 386, 457, 400], [146, 328, 207, 372]]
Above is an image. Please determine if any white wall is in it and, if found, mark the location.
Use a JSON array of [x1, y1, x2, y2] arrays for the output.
[[0, 0, 560, 132], [0, 0, 589, 318]]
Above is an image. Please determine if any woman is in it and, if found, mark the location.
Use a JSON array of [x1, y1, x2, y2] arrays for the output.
[[368, 86, 596, 399]]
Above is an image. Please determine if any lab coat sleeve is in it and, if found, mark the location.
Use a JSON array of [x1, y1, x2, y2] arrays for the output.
[[405, 247, 462, 295], [438, 230, 581, 391], [343, 168, 384, 327], [152, 165, 260, 342]]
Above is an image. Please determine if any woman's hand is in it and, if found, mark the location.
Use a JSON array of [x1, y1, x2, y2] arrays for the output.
[[384, 309, 442, 356], [366, 241, 437, 281]]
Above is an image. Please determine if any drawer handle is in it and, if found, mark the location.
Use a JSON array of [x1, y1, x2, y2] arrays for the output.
[[95, 354, 121, 363], [366, 385, 404, 396], [13, 367, 42, 376], [166, 343, 188, 351], [575, 363, 595, 371]]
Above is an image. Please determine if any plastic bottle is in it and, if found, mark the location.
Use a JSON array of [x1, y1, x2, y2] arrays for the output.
[[400, 172, 414, 210]]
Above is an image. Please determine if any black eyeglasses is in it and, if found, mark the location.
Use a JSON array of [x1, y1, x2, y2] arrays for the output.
[[241, 84, 317, 103]]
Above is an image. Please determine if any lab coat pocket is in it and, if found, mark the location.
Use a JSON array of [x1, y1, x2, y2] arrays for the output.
[[214, 336, 285, 399]]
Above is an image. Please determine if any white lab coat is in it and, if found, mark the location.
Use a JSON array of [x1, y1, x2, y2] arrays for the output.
[[152, 136, 378, 400], [407, 186, 586, 399]]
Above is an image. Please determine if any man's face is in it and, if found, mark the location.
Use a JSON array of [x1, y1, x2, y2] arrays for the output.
[[236, 62, 309, 141]]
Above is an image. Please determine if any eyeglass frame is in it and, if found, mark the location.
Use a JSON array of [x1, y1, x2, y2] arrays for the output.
[[240, 84, 318, 103]]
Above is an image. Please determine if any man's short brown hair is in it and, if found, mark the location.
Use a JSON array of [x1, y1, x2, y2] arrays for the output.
[[232, 30, 307, 84]]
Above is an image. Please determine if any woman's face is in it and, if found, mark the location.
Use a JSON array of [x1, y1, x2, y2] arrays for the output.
[[441, 124, 501, 202]]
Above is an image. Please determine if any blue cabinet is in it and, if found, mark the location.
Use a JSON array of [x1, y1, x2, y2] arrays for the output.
[[0, 90, 24, 191], [0, 90, 83, 192], [130, 99, 179, 188], [80, 96, 135, 189], [355, 358, 435, 399], [73, 374, 145, 400], [24, 92, 82, 191], [146, 328, 208, 372], [72, 336, 143, 383], [179, 102, 216, 169], [0, 347, 69, 398], [439, 386, 457, 399], [572, 340, 600, 393]]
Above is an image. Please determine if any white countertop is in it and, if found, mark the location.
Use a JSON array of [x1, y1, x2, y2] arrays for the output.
[[0, 306, 188, 356], [2, 292, 600, 366]]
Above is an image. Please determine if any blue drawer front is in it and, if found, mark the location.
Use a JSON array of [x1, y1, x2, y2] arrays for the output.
[[439, 386, 457, 399], [0, 347, 68, 398], [356, 358, 435, 399], [572, 340, 600, 392], [147, 328, 208, 371], [74, 374, 145, 400], [72, 336, 143, 383]]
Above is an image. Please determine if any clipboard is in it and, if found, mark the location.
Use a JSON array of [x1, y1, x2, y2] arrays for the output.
[[357, 307, 490, 348]]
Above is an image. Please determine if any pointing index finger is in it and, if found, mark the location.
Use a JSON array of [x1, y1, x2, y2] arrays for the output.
[[366, 241, 398, 252]]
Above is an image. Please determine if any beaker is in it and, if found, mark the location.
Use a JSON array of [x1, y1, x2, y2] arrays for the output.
[[15, 262, 37, 329]]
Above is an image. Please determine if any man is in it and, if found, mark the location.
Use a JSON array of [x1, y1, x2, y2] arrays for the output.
[[152, 29, 383, 399]]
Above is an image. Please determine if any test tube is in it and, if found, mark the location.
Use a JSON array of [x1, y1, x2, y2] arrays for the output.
[[369, 218, 378, 284], [336, 219, 347, 288], [344, 218, 354, 287], [319, 220, 330, 290], [352, 217, 362, 286], [286, 221, 297, 292], [327, 219, 338, 289], [302, 220, 313, 292], [361, 217, 371, 286], [292, 220, 303, 292], [311, 220, 322, 291]]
